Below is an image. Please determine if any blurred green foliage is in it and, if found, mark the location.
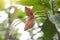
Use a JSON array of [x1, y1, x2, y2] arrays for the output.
[[0, 0, 60, 40]]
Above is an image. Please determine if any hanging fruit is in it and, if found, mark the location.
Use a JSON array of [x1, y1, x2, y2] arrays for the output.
[[24, 7, 34, 31], [24, 17, 34, 31], [25, 7, 34, 17]]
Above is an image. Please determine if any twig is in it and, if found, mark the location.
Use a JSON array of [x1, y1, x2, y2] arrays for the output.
[[50, 0, 60, 40], [10, 19, 20, 27], [5, 13, 10, 40], [4, 6, 12, 40], [34, 10, 44, 15], [40, 0, 48, 17], [50, 0, 55, 14], [4, 5, 19, 40], [10, 17, 27, 28]]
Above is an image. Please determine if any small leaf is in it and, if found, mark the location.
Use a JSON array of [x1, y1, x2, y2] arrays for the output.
[[24, 17, 34, 31]]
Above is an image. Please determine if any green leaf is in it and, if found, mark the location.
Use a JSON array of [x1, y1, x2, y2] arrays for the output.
[[18, 10, 26, 18], [17, 0, 40, 6], [35, 16, 46, 24], [42, 19, 57, 40], [0, 35, 4, 40], [10, 8, 19, 23], [10, 8, 26, 23], [0, 0, 5, 10], [44, 0, 50, 9], [54, 0, 60, 11], [32, 0, 50, 12], [32, 5, 43, 12], [49, 13, 60, 32], [34, 10, 46, 23], [17, 0, 50, 12], [35, 12, 46, 17]]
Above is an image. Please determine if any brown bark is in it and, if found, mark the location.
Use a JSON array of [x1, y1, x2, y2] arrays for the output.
[[58, 32, 60, 40]]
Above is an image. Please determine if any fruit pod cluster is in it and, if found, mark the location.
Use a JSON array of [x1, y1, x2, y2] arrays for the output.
[[24, 7, 34, 31]]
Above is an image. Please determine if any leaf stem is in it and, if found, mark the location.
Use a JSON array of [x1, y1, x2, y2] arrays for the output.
[[50, 0, 55, 14]]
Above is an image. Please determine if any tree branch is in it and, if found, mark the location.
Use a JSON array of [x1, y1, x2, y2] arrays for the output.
[[58, 32, 60, 40], [50, 0, 55, 14], [5, 7, 12, 40], [34, 10, 44, 14], [40, 0, 60, 40], [40, 0, 48, 17]]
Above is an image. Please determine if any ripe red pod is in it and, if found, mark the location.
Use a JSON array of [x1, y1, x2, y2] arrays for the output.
[[24, 17, 34, 31], [25, 7, 34, 17], [24, 7, 34, 31]]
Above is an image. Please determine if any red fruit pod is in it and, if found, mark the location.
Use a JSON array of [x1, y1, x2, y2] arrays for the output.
[[24, 17, 34, 31], [25, 7, 34, 17]]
